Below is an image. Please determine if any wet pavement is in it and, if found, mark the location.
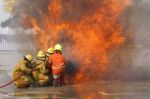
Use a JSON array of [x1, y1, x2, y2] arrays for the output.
[[0, 81, 150, 99]]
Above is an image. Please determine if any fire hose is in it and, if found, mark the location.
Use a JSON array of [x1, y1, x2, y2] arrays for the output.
[[0, 72, 23, 88], [0, 69, 46, 88]]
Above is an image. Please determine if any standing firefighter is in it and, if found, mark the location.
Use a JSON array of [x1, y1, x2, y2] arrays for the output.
[[13, 54, 33, 88], [32, 50, 49, 86], [46, 47, 54, 85], [48, 44, 66, 87]]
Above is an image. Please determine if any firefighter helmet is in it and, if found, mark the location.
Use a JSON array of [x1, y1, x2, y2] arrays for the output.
[[24, 54, 33, 62], [37, 50, 46, 58], [47, 47, 54, 54], [54, 44, 63, 52]]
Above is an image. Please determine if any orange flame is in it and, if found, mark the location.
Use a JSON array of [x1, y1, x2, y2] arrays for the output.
[[30, 0, 132, 83], [48, 0, 62, 19]]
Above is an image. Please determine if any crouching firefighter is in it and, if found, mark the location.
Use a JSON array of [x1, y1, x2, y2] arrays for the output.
[[13, 54, 33, 88], [48, 44, 66, 87], [32, 50, 49, 86]]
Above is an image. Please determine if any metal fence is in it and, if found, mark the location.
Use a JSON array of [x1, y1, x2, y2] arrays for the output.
[[0, 27, 37, 51]]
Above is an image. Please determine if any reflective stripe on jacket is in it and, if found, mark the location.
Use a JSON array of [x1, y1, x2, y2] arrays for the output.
[[48, 53, 65, 75]]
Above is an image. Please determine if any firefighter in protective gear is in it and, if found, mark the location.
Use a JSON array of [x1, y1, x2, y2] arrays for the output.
[[48, 44, 66, 87], [46, 47, 54, 58], [32, 50, 49, 86], [45, 47, 54, 85], [46, 47, 54, 66], [13, 54, 33, 88]]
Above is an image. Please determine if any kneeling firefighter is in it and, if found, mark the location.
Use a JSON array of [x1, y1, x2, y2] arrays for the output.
[[13, 54, 33, 88], [48, 44, 66, 87], [32, 50, 49, 86]]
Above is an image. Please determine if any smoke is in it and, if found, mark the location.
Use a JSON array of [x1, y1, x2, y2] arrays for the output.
[[106, 0, 150, 81], [1, 0, 100, 28], [1, 0, 130, 81], [1, 0, 48, 28], [2, 0, 150, 82]]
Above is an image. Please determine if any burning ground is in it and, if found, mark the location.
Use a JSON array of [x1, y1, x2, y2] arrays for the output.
[[1, 0, 133, 82]]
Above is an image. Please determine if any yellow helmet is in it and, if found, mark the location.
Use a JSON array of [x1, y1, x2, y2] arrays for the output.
[[24, 54, 33, 62], [54, 44, 63, 52], [37, 50, 46, 58], [47, 47, 54, 54]]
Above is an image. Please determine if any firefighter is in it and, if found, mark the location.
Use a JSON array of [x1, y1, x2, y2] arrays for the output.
[[13, 54, 33, 88], [46, 47, 54, 58], [32, 50, 49, 86], [45, 47, 54, 72], [45, 47, 54, 85], [48, 44, 66, 87]]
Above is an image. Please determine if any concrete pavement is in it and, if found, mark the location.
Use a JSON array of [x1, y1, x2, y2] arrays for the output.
[[0, 81, 150, 99]]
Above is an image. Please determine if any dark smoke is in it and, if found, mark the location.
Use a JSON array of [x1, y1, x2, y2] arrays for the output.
[[1, 0, 132, 81], [1, 0, 49, 28], [1, 0, 100, 28], [2, 0, 150, 81]]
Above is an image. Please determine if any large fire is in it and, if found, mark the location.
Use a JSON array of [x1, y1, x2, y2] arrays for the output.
[[4, 0, 132, 83], [31, 0, 132, 83]]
